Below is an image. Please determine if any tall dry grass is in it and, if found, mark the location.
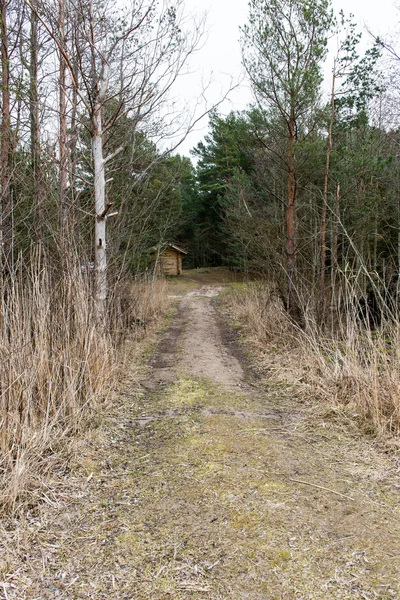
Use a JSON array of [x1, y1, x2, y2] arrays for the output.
[[223, 281, 400, 440], [109, 274, 169, 338], [0, 257, 168, 511]]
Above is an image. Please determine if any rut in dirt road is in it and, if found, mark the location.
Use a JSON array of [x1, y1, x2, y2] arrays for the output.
[[4, 277, 400, 600]]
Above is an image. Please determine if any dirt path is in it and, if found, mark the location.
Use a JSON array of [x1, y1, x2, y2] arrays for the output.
[[171, 285, 244, 388], [3, 274, 400, 599]]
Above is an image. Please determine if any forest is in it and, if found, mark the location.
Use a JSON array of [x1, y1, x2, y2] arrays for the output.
[[1, 0, 400, 510]]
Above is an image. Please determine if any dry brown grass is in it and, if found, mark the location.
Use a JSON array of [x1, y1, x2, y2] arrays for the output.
[[0, 260, 168, 512], [110, 274, 169, 338], [3, 270, 400, 598], [222, 282, 294, 345], [222, 281, 400, 442]]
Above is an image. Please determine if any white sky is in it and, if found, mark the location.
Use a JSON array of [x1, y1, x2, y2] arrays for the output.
[[172, 0, 400, 157]]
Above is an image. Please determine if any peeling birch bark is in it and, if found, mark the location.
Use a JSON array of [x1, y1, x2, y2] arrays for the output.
[[93, 93, 107, 322]]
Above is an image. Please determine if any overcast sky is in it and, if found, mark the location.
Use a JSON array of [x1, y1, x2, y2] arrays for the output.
[[171, 0, 399, 157]]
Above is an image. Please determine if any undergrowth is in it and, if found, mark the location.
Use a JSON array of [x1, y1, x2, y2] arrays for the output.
[[0, 257, 168, 512], [222, 281, 400, 441]]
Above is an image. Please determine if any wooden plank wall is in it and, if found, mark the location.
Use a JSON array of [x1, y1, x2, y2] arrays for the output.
[[160, 249, 179, 275]]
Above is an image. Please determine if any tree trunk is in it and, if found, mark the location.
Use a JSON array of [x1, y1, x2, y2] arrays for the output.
[[0, 0, 12, 273], [331, 182, 340, 279], [286, 118, 300, 323], [93, 97, 107, 322], [398, 187, 400, 275], [69, 52, 79, 237], [373, 206, 378, 273], [330, 181, 340, 330], [320, 68, 336, 296], [59, 0, 68, 248], [30, 0, 42, 243]]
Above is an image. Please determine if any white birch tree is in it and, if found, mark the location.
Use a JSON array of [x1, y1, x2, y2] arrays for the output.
[[58, 0, 204, 322]]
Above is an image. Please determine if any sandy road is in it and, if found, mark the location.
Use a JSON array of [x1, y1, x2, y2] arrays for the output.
[[178, 285, 245, 387], [146, 284, 245, 390]]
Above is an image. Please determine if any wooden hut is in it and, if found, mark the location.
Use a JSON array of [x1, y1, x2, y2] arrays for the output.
[[155, 244, 187, 276]]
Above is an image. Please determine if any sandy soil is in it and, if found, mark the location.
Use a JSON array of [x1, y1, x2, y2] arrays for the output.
[[179, 286, 245, 388], [2, 271, 400, 599]]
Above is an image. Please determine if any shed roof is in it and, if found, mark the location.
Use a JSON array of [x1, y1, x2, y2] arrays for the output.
[[167, 244, 188, 255]]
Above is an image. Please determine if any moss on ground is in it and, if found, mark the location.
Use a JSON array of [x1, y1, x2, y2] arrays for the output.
[[15, 376, 395, 599]]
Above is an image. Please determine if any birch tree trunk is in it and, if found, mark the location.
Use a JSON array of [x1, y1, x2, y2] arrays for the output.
[[93, 71, 108, 322], [320, 66, 336, 296], [69, 51, 79, 235]]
